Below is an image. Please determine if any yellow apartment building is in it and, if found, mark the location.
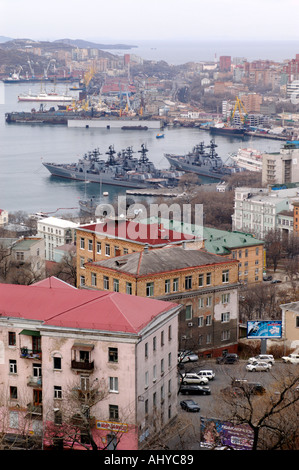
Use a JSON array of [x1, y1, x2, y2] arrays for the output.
[[82, 245, 240, 358]]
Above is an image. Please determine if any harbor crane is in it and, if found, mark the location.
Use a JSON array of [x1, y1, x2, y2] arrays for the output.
[[230, 96, 248, 125]]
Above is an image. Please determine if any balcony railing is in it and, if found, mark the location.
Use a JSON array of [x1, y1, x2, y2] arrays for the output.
[[26, 403, 43, 417], [27, 376, 42, 387], [71, 360, 94, 371], [20, 348, 42, 360]]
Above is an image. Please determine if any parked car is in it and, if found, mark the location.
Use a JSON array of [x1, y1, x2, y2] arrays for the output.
[[248, 354, 275, 365], [281, 353, 299, 364], [180, 399, 200, 412], [223, 382, 266, 396], [271, 279, 282, 284], [197, 370, 215, 381], [180, 384, 211, 395], [263, 275, 272, 281], [246, 361, 272, 372], [178, 351, 199, 363], [180, 373, 209, 385], [217, 353, 239, 364]]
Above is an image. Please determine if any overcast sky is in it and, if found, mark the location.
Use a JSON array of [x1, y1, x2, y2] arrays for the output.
[[1, 0, 299, 43]]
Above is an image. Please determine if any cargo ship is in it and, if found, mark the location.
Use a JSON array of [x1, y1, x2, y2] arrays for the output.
[[43, 144, 182, 189], [209, 123, 245, 137], [164, 140, 238, 180], [18, 91, 73, 102]]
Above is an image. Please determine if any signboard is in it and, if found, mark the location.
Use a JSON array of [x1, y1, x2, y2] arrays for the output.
[[96, 420, 128, 433], [200, 417, 254, 450], [247, 320, 282, 339]]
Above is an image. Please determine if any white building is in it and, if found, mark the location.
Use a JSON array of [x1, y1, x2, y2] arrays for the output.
[[37, 217, 79, 261]]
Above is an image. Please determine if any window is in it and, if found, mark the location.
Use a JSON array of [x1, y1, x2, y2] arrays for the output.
[[168, 352, 171, 368], [105, 244, 110, 256], [153, 336, 156, 351], [80, 257, 85, 269], [91, 272, 97, 287], [185, 275, 192, 290], [168, 325, 172, 341], [221, 312, 230, 323], [96, 241, 101, 254], [145, 399, 149, 416], [198, 316, 204, 327], [113, 279, 119, 292], [173, 278, 179, 292], [221, 293, 230, 304], [206, 296, 212, 307], [161, 330, 164, 347], [9, 411, 19, 429], [108, 348, 118, 363], [109, 405, 119, 421], [80, 275, 85, 287], [53, 356, 61, 370], [54, 386, 62, 399], [103, 276, 109, 290], [153, 392, 157, 407], [198, 298, 204, 309], [109, 377, 118, 393], [221, 330, 230, 341], [222, 270, 229, 283], [16, 252, 24, 261], [9, 359, 17, 374], [8, 332, 16, 346], [145, 342, 148, 358], [80, 238, 85, 249], [88, 239, 93, 251], [10, 386, 17, 400], [206, 272, 211, 285], [161, 358, 164, 375], [165, 279, 170, 294], [33, 363, 42, 377], [153, 365, 157, 382], [123, 248, 128, 255], [185, 305, 192, 320], [126, 282, 132, 295], [206, 315, 212, 326], [245, 249, 248, 257], [198, 274, 204, 287], [145, 371, 149, 388], [146, 282, 154, 297]]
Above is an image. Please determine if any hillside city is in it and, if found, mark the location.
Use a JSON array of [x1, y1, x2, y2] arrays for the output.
[[0, 37, 299, 452]]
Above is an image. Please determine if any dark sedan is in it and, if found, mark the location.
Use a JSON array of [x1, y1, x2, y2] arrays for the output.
[[180, 400, 200, 412], [180, 384, 211, 395]]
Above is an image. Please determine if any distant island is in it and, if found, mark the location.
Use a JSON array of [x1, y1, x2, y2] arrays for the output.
[[54, 38, 137, 50]]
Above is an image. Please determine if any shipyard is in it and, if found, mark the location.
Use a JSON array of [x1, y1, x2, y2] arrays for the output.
[[1, 1, 299, 453]]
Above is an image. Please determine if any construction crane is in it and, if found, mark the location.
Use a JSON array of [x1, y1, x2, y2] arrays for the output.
[[230, 96, 248, 125]]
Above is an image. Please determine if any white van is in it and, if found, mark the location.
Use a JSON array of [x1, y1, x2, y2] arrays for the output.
[[197, 370, 215, 380]]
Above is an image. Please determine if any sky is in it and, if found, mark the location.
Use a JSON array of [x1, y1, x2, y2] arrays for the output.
[[1, 0, 299, 43]]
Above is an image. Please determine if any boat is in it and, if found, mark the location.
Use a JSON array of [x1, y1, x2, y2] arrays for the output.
[[164, 140, 239, 180], [229, 148, 263, 172], [209, 122, 245, 137], [18, 91, 73, 102], [156, 133, 164, 139], [43, 144, 182, 189]]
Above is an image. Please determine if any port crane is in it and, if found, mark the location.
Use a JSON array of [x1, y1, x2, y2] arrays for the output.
[[230, 96, 248, 125]]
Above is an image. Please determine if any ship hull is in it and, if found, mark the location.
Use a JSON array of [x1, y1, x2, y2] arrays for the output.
[[42, 163, 152, 189], [18, 95, 73, 102], [209, 127, 245, 137], [165, 155, 225, 180]]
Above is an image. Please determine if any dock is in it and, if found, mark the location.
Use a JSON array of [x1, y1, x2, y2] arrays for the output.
[[126, 188, 185, 197]]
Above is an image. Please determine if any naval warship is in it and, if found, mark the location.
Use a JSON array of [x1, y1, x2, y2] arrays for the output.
[[43, 144, 182, 189], [164, 140, 238, 180]]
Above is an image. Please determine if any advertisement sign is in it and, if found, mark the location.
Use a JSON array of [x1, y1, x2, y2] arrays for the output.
[[200, 417, 254, 450], [247, 320, 282, 339]]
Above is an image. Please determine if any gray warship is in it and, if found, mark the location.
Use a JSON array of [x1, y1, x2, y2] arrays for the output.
[[164, 140, 238, 180], [43, 144, 182, 189]]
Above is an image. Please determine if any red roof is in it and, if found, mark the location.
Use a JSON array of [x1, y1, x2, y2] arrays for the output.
[[78, 220, 195, 246], [0, 282, 179, 334]]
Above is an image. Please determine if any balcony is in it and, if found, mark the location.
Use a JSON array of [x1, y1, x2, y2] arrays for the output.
[[20, 348, 42, 360], [27, 376, 42, 388], [26, 403, 43, 418], [71, 360, 94, 371]]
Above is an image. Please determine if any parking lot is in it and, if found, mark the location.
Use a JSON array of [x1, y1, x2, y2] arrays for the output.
[[169, 359, 295, 450]]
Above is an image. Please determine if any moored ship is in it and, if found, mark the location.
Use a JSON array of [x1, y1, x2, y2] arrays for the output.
[[229, 148, 263, 172], [18, 91, 73, 102], [164, 140, 238, 180], [43, 144, 182, 189], [209, 123, 245, 137]]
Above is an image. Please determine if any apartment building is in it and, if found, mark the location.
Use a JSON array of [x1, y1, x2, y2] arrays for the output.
[[76, 219, 203, 288], [83, 245, 239, 358], [231, 186, 298, 239], [0, 209, 8, 226], [0, 278, 180, 450], [262, 141, 299, 186], [37, 217, 79, 261]]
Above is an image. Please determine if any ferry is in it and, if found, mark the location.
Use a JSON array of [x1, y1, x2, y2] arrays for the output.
[[229, 148, 263, 172]]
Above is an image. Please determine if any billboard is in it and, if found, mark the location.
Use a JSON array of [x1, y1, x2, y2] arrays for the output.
[[247, 320, 282, 339], [200, 417, 254, 450]]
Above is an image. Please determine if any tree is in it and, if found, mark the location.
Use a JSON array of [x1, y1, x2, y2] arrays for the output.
[[264, 229, 283, 272], [215, 368, 299, 450]]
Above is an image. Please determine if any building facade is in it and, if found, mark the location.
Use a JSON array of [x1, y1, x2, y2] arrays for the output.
[[280, 301, 299, 352], [37, 217, 79, 261], [0, 278, 180, 450], [83, 246, 240, 358]]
